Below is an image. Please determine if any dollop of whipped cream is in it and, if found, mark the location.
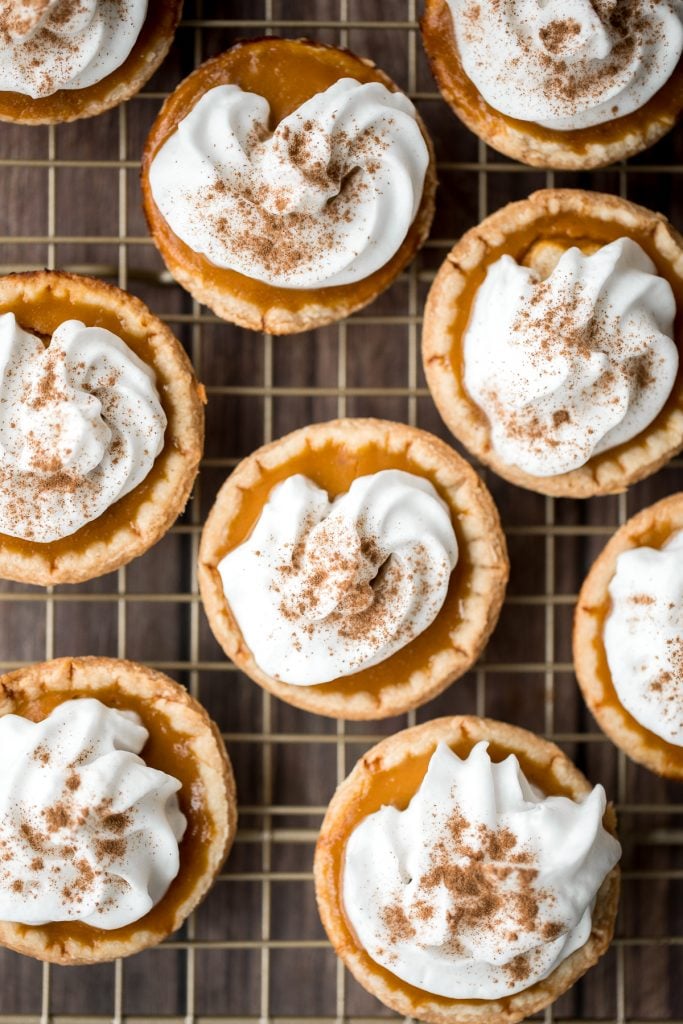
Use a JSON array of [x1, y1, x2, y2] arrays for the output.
[[0, 312, 166, 543], [463, 238, 678, 477], [0, 698, 186, 930], [447, 0, 683, 131], [0, 0, 148, 99], [148, 78, 429, 289], [343, 741, 621, 999], [604, 530, 683, 746], [218, 470, 457, 685]]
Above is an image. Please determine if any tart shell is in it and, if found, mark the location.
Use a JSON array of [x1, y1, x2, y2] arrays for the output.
[[574, 493, 683, 780], [314, 714, 620, 1024], [423, 189, 683, 498], [0, 0, 183, 125], [198, 419, 508, 720], [141, 38, 436, 335], [420, 0, 683, 170], [0, 656, 237, 965], [0, 270, 205, 586]]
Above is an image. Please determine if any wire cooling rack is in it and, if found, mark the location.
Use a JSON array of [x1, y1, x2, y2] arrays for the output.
[[0, 1, 681, 1021]]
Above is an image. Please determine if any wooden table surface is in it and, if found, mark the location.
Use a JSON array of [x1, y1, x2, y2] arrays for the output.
[[0, 2, 680, 1021]]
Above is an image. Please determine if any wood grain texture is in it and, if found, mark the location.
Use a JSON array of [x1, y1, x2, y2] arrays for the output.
[[0, 0, 680, 1019]]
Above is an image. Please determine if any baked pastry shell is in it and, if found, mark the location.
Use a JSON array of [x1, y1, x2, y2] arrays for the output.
[[420, 0, 683, 170], [198, 418, 508, 720], [141, 37, 437, 335], [0, 270, 205, 586], [422, 188, 683, 498], [314, 714, 620, 1024], [0, 656, 237, 965], [574, 493, 683, 780], [0, 0, 183, 125]]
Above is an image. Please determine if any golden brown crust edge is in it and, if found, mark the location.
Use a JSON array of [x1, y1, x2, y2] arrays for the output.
[[573, 494, 683, 781], [0, 0, 183, 125], [314, 715, 620, 1024], [140, 40, 437, 335], [198, 419, 509, 720], [0, 656, 237, 965], [0, 271, 205, 586], [422, 188, 683, 498], [420, 0, 681, 170]]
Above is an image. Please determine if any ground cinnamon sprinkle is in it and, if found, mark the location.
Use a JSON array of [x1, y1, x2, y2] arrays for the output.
[[0, 755, 135, 916], [379, 805, 565, 987]]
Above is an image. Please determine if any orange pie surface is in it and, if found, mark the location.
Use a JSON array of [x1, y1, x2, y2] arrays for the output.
[[141, 37, 434, 323], [421, 0, 683, 161], [0, 0, 181, 124]]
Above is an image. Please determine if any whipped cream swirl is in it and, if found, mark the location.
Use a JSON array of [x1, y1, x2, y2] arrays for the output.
[[0, 313, 166, 543], [0, 0, 148, 99], [148, 78, 429, 289], [218, 470, 457, 685], [344, 741, 621, 999], [0, 698, 186, 930], [463, 238, 678, 477], [447, 0, 683, 131], [604, 530, 683, 746]]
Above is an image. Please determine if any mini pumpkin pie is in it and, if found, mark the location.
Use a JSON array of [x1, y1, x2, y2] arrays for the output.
[[574, 493, 683, 781], [0, 656, 236, 965], [421, 0, 683, 169], [199, 418, 508, 720], [141, 37, 436, 335], [423, 188, 683, 498], [0, 270, 204, 586], [0, 0, 182, 125], [315, 715, 621, 1024]]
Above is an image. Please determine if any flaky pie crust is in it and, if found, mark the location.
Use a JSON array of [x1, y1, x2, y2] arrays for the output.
[[0, 271, 205, 586], [314, 715, 620, 1024], [0, 656, 237, 965], [423, 189, 683, 498], [198, 419, 508, 720], [574, 493, 683, 781], [420, 0, 683, 170], [0, 0, 183, 125], [141, 38, 436, 335]]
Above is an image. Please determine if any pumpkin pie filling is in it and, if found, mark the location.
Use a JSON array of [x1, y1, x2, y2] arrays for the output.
[[0, 0, 182, 124], [0, 293, 174, 561], [574, 494, 683, 780], [141, 37, 435, 327], [210, 438, 472, 701], [7, 687, 208, 947], [421, 0, 683, 166], [314, 717, 621, 1022]]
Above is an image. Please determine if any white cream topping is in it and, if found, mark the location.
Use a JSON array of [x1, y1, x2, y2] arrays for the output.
[[218, 470, 457, 685], [446, 0, 683, 131], [0, 698, 186, 930], [463, 238, 678, 477], [0, 312, 166, 543], [604, 529, 683, 746], [148, 78, 429, 289], [0, 0, 148, 99], [343, 741, 621, 1000]]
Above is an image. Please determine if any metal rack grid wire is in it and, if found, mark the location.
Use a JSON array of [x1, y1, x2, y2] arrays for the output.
[[0, 0, 681, 1021]]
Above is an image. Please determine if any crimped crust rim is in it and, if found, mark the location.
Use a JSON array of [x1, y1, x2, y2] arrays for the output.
[[314, 714, 620, 1024], [0, 270, 205, 585], [422, 188, 683, 498], [140, 37, 436, 335], [0, 656, 237, 965], [198, 418, 508, 720], [573, 493, 683, 780]]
